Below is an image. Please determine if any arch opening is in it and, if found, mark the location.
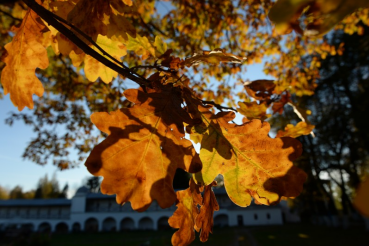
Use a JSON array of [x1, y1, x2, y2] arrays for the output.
[[85, 218, 99, 232], [120, 218, 135, 231], [103, 217, 116, 232], [214, 214, 229, 227], [38, 222, 51, 233], [55, 222, 68, 233], [157, 216, 170, 230], [138, 217, 154, 230]]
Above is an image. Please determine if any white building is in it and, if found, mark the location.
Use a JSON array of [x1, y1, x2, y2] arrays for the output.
[[0, 187, 284, 233]]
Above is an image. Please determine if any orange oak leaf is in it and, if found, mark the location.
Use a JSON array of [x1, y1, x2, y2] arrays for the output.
[[238, 101, 271, 121], [244, 80, 276, 101], [276, 122, 315, 138], [354, 177, 369, 218], [272, 92, 291, 114], [85, 87, 202, 211], [1, 8, 49, 110], [183, 48, 246, 67], [169, 179, 202, 246], [193, 105, 307, 207], [195, 181, 219, 242]]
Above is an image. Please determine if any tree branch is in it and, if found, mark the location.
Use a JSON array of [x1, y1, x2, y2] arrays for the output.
[[22, 0, 150, 88], [201, 100, 238, 112]]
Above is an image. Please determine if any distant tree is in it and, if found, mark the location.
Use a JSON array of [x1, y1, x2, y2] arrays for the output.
[[85, 176, 101, 193], [34, 174, 66, 199], [9, 185, 25, 199], [0, 185, 9, 199]]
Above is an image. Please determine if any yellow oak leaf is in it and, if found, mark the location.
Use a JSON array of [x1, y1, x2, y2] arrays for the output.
[[126, 34, 156, 60], [193, 105, 307, 207], [276, 122, 315, 138], [238, 101, 271, 121], [85, 88, 202, 211], [107, 14, 136, 42], [1, 9, 49, 110], [84, 35, 126, 83], [195, 181, 219, 242], [169, 179, 202, 246], [154, 36, 167, 57]]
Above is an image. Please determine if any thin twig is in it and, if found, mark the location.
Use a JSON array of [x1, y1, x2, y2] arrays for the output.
[[201, 100, 238, 112], [22, 0, 150, 88], [0, 9, 22, 21]]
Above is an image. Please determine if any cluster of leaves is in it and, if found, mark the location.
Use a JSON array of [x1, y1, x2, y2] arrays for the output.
[[0, 0, 368, 244]]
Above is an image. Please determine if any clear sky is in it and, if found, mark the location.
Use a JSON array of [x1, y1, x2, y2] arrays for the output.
[[0, 62, 273, 198], [0, 97, 93, 198]]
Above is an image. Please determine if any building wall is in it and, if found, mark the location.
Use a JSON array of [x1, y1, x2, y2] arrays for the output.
[[0, 192, 284, 232]]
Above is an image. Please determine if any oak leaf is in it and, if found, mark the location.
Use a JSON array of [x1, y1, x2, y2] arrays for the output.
[[272, 92, 291, 114], [354, 178, 369, 218], [183, 48, 246, 67], [195, 181, 219, 242], [269, 0, 369, 36], [126, 34, 156, 60], [244, 80, 276, 101], [1, 8, 49, 110], [276, 122, 315, 138], [85, 88, 202, 211], [193, 105, 307, 207], [84, 35, 126, 83], [238, 101, 271, 121], [169, 179, 202, 246]]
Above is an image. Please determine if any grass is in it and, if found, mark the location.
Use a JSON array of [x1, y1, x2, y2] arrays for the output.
[[50, 226, 252, 246], [250, 224, 369, 246], [4, 224, 368, 246]]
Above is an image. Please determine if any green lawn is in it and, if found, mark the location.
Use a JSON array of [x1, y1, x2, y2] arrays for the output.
[[50, 227, 252, 246], [250, 224, 369, 246], [3, 224, 368, 246]]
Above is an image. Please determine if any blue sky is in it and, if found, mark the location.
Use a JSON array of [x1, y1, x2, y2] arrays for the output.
[[0, 97, 93, 198]]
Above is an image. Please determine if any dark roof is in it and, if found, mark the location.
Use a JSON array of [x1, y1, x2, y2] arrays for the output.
[[0, 199, 71, 207], [86, 193, 116, 199]]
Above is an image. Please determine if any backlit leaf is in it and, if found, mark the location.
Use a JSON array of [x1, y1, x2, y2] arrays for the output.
[[183, 48, 246, 67], [85, 88, 202, 211], [126, 34, 156, 60], [195, 181, 219, 242], [1, 8, 49, 110], [244, 80, 276, 101], [354, 178, 369, 218], [238, 101, 271, 121], [276, 122, 315, 138], [169, 179, 202, 246], [193, 105, 307, 207], [84, 35, 126, 83], [269, 0, 369, 36]]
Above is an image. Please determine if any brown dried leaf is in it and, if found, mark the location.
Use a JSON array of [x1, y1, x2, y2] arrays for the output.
[[272, 92, 291, 114], [244, 80, 276, 101], [195, 181, 219, 242], [169, 179, 202, 246], [1, 8, 49, 110], [85, 88, 202, 211], [276, 122, 315, 138]]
